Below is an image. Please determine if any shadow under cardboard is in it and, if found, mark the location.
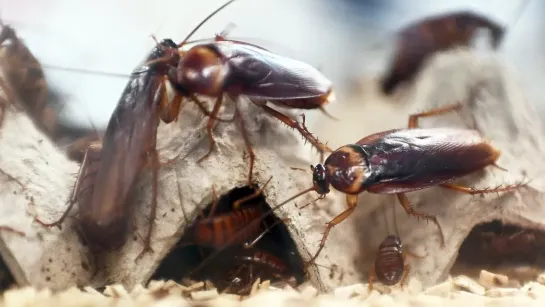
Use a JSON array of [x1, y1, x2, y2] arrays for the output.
[[150, 185, 306, 294]]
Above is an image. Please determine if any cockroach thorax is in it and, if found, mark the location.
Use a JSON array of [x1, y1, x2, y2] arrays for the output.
[[322, 145, 369, 194], [177, 45, 227, 96]]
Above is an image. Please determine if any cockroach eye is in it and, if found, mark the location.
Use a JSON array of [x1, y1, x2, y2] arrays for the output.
[[312, 164, 330, 195]]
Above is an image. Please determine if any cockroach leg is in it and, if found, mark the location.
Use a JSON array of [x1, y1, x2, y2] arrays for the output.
[[197, 95, 224, 164], [233, 100, 256, 185], [232, 176, 273, 210], [208, 185, 220, 217], [367, 264, 376, 291], [243, 217, 285, 249], [396, 193, 445, 247], [158, 77, 183, 123], [157, 78, 233, 123], [308, 194, 359, 265], [0, 226, 26, 237], [258, 104, 333, 157], [189, 93, 236, 123], [399, 264, 410, 289], [408, 103, 462, 129], [135, 145, 160, 261], [440, 182, 526, 195], [34, 143, 102, 229]]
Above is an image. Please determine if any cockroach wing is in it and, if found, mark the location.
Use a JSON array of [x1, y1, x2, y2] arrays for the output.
[[362, 128, 500, 194], [213, 41, 332, 100]]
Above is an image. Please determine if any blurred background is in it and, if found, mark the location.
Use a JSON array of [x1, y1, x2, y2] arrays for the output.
[[0, 0, 541, 129]]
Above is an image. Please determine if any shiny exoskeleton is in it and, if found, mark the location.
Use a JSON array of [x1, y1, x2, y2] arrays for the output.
[[381, 11, 505, 95], [151, 3, 335, 184], [35, 39, 180, 258], [34, 1, 243, 262], [183, 207, 263, 248], [368, 235, 408, 290], [304, 103, 525, 263]]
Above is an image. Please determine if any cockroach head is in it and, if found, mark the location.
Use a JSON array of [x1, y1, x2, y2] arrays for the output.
[[310, 164, 330, 195], [158, 38, 181, 64]]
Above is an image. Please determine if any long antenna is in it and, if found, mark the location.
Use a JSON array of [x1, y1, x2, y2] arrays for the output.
[[177, 0, 237, 48], [41, 64, 130, 79]]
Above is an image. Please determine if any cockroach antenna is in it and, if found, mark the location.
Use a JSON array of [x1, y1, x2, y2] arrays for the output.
[[178, 0, 238, 48]]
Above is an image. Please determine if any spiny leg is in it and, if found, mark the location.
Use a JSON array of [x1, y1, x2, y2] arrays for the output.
[[197, 95, 224, 164], [157, 76, 233, 123], [189, 93, 235, 122], [308, 194, 359, 265], [408, 103, 463, 129], [135, 145, 160, 262], [396, 193, 445, 247], [300, 114, 330, 163], [232, 176, 273, 210], [208, 185, 220, 218], [258, 104, 333, 158], [440, 181, 527, 195], [34, 143, 102, 229], [233, 100, 256, 185]]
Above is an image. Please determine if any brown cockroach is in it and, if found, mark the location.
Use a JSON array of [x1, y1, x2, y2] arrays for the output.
[[380, 11, 506, 95], [0, 21, 108, 161], [194, 245, 292, 295], [179, 177, 276, 249], [33, 39, 181, 258], [32, 1, 242, 260], [368, 235, 408, 290], [234, 248, 288, 278], [0, 21, 52, 135], [292, 102, 526, 264], [149, 0, 336, 184], [225, 247, 291, 294]]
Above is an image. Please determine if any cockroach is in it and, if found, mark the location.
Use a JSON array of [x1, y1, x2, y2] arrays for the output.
[[235, 247, 288, 276], [296, 102, 526, 264], [181, 207, 262, 248], [0, 21, 54, 136], [181, 180, 309, 283], [32, 1, 241, 260], [224, 247, 291, 294], [0, 20, 108, 161], [194, 246, 291, 295], [367, 199, 425, 291], [181, 176, 290, 252], [149, 0, 336, 184], [380, 11, 505, 95], [368, 235, 408, 290], [33, 38, 181, 258]]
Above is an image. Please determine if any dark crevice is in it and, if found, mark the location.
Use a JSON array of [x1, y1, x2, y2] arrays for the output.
[[0, 255, 16, 292], [150, 184, 306, 294], [451, 219, 545, 282]]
